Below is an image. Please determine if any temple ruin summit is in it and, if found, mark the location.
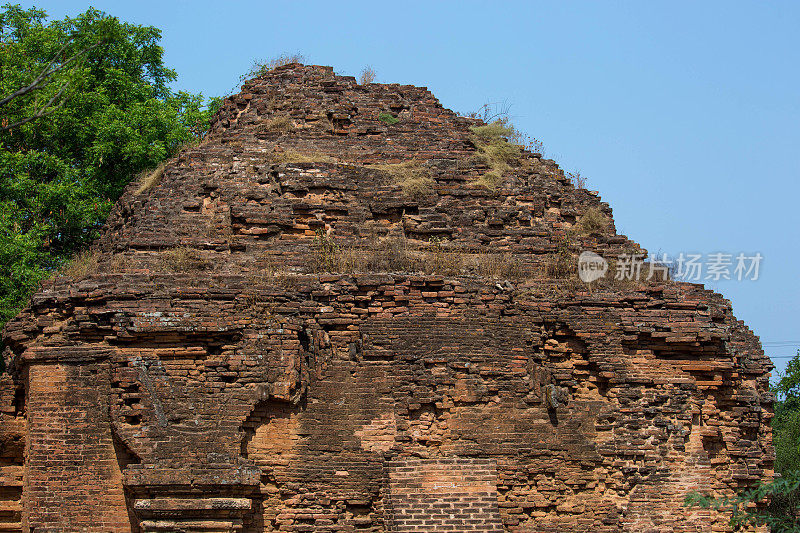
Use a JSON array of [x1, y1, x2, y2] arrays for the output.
[[0, 64, 772, 532]]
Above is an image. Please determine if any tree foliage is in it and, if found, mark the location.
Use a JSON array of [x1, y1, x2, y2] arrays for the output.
[[0, 4, 217, 335], [774, 351, 800, 459], [771, 351, 800, 524]]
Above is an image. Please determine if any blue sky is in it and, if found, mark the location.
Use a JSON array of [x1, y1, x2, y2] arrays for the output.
[[20, 1, 800, 377]]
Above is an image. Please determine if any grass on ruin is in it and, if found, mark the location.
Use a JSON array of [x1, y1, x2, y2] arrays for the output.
[[573, 207, 609, 235], [462, 104, 592, 191], [469, 120, 521, 190], [359, 66, 376, 85], [59, 249, 100, 279], [52, 250, 130, 281], [157, 246, 209, 272], [566, 170, 587, 190], [261, 115, 296, 134], [134, 141, 202, 196], [308, 232, 526, 279], [134, 162, 166, 195], [242, 53, 305, 80], [368, 161, 435, 200]]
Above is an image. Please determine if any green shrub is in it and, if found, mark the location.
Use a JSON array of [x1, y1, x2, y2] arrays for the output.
[[684, 471, 800, 532], [0, 5, 215, 333], [378, 112, 399, 125]]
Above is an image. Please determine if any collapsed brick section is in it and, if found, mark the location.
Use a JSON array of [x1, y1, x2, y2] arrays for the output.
[[0, 64, 772, 532]]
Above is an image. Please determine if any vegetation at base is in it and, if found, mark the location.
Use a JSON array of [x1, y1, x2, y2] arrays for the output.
[[0, 4, 218, 348], [684, 350, 800, 531], [685, 472, 800, 532]]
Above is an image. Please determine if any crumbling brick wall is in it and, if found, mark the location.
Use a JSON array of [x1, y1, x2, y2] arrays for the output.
[[0, 64, 772, 532]]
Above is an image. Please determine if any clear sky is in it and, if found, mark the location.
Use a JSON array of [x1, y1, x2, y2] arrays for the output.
[[18, 1, 800, 378]]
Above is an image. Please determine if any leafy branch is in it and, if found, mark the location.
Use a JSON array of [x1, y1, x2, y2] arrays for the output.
[[684, 471, 800, 532], [0, 35, 102, 131]]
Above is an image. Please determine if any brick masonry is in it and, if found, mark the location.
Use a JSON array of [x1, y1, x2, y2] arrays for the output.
[[385, 458, 504, 532], [0, 64, 773, 532]]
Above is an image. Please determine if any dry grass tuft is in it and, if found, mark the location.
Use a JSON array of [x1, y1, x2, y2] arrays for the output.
[[567, 171, 587, 189], [545, 234, 577, 279], [359, 66, 376, 85], [310, 234, 424, 275], [470, 120, 521, 190], [60, 249, 100, 278], [244, 53, 305, 80], [307, 234, 529, 280], [574, 207, 608, 235], [262, 115, 295, 134], [469, 253, 525, 279], [546, 253, 575, 279], [476, 171, 502, 191], [135, 162, 166, 195], [157, 246, 209, 272], [401, 176, 435, 200], [369, 161, 435, 200], [266, 53, 305, 70]]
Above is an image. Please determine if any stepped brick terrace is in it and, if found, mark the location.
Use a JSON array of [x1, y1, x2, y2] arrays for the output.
[[0, 64, 772, 532]]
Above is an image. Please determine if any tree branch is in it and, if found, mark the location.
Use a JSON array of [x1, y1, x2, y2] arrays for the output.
[[0, 38, 99, 108], [1, 81, 70, 131]]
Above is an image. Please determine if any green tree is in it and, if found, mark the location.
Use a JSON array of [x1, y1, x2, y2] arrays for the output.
[[0, 4, 217, 338], [774, 352, 800, 472], [771, 350, 800, 522]]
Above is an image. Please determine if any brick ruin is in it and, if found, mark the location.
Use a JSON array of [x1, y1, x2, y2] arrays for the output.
[[0, 64, 773, 532]]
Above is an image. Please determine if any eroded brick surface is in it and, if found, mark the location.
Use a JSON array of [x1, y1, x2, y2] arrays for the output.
[[0, 64, 772, 532]]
